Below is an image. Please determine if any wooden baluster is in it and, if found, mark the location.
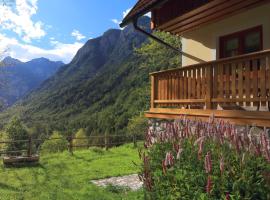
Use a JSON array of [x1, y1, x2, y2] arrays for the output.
[[225, 64, 230, 102], [213, 65, 218, 98], [218, 64, 223, 100], [253, 59, 259, 109], [260, 57, 266, 107], [238, 62, 243, 106], [188, 69, 191, 100], [197, 68, 201, 100], [164, 74, 168, 104], [168, 73, 171, 101], [184, 70, 187, 100], [180, 71, 184, 108], [205, 65, 213, 109], [201, 67, 205, 100], [173, 72, 176, 100], [231, 63, 236, 104], [245, 61, 251, 106], [151, 75, 155, 109], [192, 69, 196, 99], [170, 72, 173, 101], [267, 56, 270, 110], [175, 72, 179, 100], [179, 71, 183, 99]]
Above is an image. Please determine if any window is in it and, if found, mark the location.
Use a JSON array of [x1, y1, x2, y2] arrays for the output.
[[219, 26, 262, 58]]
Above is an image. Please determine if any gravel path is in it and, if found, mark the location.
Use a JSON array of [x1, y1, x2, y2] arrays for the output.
[[91, 174, 143, 191]]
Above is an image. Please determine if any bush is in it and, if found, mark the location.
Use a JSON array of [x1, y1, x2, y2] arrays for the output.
[[127, 115, 148, 147], [5, 117, 29, 154], [73, 128, 88, 149], [140, 118, 270, 200], [41, 131, 68, 153]]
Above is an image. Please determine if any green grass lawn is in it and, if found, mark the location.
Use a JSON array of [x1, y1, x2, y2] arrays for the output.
[[0, 144, 144, 200]]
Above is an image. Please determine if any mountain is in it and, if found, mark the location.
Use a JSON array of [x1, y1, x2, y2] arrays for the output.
[[1, 56, 22, 66], [0, 16, 181, 135], [0, 57, 64, 108]]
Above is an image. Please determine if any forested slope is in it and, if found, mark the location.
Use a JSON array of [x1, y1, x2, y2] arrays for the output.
[[0, 17, 181, 136]]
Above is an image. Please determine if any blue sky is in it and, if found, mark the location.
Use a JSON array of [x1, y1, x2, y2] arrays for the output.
[[0, 0, 137, 63]]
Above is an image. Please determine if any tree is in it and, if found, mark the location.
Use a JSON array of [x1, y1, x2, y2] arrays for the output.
[[127, 114, 148, 147], [73, 128, 88, 149], [5, 117, 29, 154], [135, 31, 182, 71], [41, 131, 68, 154]]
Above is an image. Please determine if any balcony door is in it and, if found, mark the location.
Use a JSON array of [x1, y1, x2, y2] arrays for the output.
[[219, 26, 263, 58]]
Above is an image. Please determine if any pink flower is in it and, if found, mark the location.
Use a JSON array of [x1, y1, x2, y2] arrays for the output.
[[226, 192, 230, 200], [176, 148, 183, 160], [206, 175, 212, 194], [164, 151, 175, 167], [204, 151, 212, 174], [220, 156, 225, 174], [162, 160, 167, 174]]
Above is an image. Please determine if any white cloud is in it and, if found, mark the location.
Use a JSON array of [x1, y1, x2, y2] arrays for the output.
[[122, 8, 131, 18], [145, 12, 151, 18], [0, 33, 83, 63], [111, 8, 151, 27], [0, 0, 46, 43], [111, 19, 121, 25], [71, 29, 86, 41]]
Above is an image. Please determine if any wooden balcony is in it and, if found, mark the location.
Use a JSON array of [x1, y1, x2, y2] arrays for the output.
[[146, 50, 270, 127]]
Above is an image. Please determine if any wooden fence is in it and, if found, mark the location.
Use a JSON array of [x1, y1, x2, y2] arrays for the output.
[[0, 134, 138, 156]]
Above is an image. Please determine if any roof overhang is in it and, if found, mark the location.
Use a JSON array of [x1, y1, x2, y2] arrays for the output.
[[120, 0, 168, 28], [121, 0, 270, 35]]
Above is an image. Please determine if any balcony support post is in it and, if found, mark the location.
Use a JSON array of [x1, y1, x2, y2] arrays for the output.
[[205, 65, 213, 109], [151, 75, 156, 109]]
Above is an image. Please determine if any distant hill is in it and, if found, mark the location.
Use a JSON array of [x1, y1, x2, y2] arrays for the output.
[[0, 57, 64, 108], [0, 16, 181, 135]]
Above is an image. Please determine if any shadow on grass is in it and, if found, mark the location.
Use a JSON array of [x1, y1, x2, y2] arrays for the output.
[[3, 163, 45, 169], [0, 182, 19, 192], [72, 153, 97, 163]]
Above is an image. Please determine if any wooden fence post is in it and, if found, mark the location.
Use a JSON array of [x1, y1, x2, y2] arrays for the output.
[[133, 134, 137, 148], [206, 65, 213, 109], [105, 131, 109, 151], [67, 136, 73, 155], [27, 136, 32, 157]]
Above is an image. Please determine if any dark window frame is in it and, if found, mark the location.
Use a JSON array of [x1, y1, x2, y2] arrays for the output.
[[219, 25, 263, 58]]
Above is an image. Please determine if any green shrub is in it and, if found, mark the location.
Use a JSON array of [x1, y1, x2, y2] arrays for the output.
[[141, 119, 270, 200], [5, 117, 29, 154], [73, 128, 88, 149], [127, 115, 148, 147], [41, 131, 68, 153]]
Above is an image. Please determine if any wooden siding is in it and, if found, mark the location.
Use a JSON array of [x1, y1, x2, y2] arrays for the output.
[[153, 0, 270, 34], [148, 50, 270, 127]]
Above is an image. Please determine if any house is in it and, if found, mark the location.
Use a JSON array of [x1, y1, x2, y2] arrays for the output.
[[121, 0, 270, 127]]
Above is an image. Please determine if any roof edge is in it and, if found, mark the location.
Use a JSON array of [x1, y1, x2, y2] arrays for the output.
[[120, 0, 168, 28]]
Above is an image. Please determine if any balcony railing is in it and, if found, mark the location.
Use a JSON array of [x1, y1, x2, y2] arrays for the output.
[[148, 50, 270, 126]]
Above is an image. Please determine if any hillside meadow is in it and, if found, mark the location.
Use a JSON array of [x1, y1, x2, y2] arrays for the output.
[[0, 144, 143, 200]]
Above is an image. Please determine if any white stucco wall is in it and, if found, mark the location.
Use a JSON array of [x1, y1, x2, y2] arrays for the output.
[[181, 3, 270, 66]]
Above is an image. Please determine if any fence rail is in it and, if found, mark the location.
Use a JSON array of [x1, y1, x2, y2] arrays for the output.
[[0, 134, 138, 156]]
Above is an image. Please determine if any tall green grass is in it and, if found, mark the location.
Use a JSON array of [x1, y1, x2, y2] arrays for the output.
[[0, 144, 143, 200]]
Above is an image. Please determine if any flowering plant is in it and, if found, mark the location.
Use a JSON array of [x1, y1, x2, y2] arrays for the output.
[[139, 116, 270, 199]]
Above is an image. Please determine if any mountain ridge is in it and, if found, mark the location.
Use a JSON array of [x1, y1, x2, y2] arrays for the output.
[[0, 57, 64, 108]]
